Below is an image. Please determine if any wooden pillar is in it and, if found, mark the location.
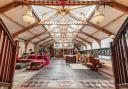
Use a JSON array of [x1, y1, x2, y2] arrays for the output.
[[16, 40, 19, 58], [98, 40, 101, 48], [34, 43, 37, 53], [25, 41, 29, 52], [91, 43, 93, 50]]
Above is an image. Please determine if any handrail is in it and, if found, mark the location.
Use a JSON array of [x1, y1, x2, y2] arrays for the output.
[[0, 18, 15, 46], [112, 17, 128, 45], [111, 17, 128, 89]]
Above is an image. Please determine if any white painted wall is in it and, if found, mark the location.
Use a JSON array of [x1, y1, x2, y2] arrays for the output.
[[101, 38, 113, 48], [18, 40, 35, 57], [86, 44, 92, 50], [18, 41, 25, 57], [27, 42, 35, 52], [92, 41, 100, 49]]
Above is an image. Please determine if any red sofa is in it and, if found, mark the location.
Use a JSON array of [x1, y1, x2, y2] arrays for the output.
[[28, 54, 50, 66], [16, 54, 50, 70]]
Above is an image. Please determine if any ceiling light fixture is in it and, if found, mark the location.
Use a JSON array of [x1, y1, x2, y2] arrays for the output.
[[23, 6, 35, 24], [110, 35, 115, 39], [91, 8, 105, 24]]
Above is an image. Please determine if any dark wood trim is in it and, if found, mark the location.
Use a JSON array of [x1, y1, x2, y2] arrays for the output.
[[107, 1, 128, 13], [80, 31, 100, 42], [12, 22, 40, 38], [15, 0, 111, 6], [77, 36, 91, 45], [88, 22, 114, 36], [27, 30, 47, 42], [36, 35, 51, 44], [0, 2, 21, 13]]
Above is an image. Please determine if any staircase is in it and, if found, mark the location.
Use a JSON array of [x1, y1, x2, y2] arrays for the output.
[[0, 18, 18, 89], [111, 17, 128, 89], [98, 64, 113, 79]]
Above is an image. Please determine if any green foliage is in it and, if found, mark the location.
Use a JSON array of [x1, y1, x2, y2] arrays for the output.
[[22, 51, 28, 58], [31, 62, 40, 67], [83, 48, 111, 56]]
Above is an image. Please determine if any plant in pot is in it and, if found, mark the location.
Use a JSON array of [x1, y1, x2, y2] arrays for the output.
[[30, 62, 39, 69]]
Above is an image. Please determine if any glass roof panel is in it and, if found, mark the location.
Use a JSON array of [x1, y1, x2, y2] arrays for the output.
[[32, 5, 95, 43]]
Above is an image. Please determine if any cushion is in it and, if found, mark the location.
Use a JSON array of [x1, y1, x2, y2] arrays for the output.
[[16, 63, 29, 70], [36, 55, 43, 59], [28, 55, 36, 59]]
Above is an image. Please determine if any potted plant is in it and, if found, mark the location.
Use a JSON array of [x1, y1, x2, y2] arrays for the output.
[[30, 62, 38, 69]]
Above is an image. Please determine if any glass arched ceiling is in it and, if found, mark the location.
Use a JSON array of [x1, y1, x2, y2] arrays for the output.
[[32, 5, 96, 43]]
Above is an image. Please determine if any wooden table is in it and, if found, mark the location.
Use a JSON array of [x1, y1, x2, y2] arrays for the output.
[[66, 55, 76, 63]]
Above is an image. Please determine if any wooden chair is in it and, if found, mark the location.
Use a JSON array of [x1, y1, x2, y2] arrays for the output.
[[86, 56, 100, 70]]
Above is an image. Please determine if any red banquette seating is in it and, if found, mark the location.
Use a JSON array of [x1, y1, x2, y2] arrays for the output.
[[17, 53, 50, 67]]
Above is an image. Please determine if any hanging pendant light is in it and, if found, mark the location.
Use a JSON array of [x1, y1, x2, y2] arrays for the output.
[[91, 8, 105, 24], [110, 35, 115, 39], [23, 6, 35, 24]]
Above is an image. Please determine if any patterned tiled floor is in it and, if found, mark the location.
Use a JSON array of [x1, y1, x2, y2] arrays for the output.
[[21, 80, 114, 88], [21, 58, 114, 88]]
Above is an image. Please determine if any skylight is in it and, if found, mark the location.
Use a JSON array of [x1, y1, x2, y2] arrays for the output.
[[32, 5, 96, 43]]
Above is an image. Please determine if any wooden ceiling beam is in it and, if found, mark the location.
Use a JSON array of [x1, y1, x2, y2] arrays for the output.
[[103, 14, 126, 27], [87, 22, 114, 36], [40, 39, 53, 45], [2, 14, 24, 28], [36, 35, 51, 44], [74, 43, 80, 47], [79, 31, 100, 42], [77, 36, 91, 45], [74, 42, 81, 47], [43, 41, 54, 46], [13, 11, 59, 38], [41, 40, 53, 46], [85, 14, 125, 40], [15, 0, 111, 6], [107, 1, 128, 13], [44, 42, 54, 47], [2, 14, 49, 41], [13, 22, 40, 38], [69, 12, 114, 36], [14, 0, 128, 13], [0, 2, 21, 13], [75, 39, 86, 46], [74, 41, 83, 46], [27, 30, 47, 42]]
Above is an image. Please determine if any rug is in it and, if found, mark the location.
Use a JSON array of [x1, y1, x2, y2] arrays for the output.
[[70, 64, 88, 70]]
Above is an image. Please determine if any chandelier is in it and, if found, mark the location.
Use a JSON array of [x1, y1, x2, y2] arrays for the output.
[[91, 9, 105, 24], [23, 6, 35, 24]]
